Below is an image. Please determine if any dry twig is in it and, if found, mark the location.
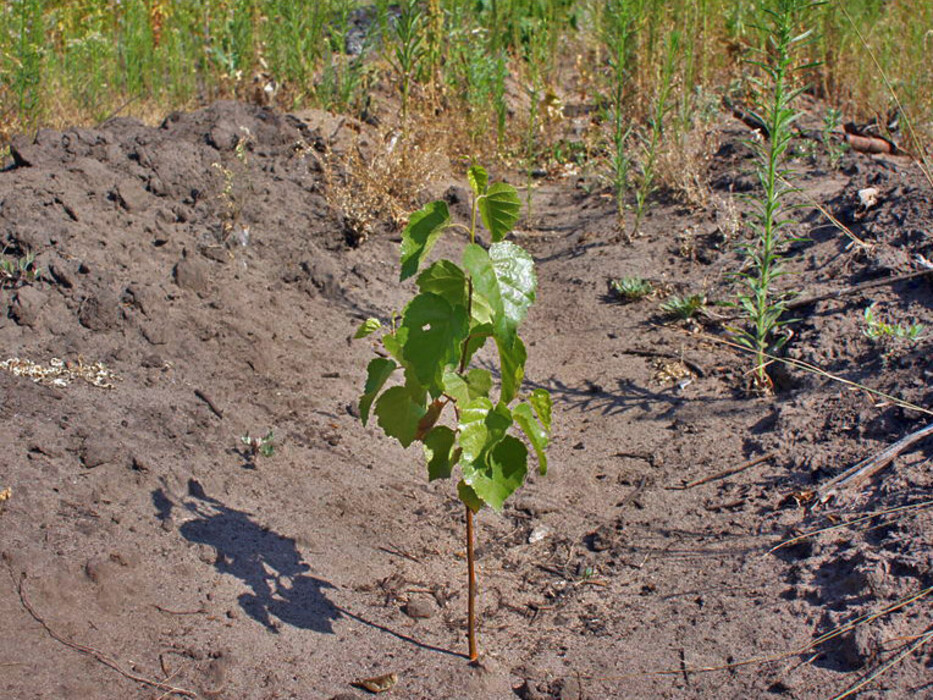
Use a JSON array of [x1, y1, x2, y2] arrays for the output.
[[816, 421, 933, 503], [6, 564, 197, 697]]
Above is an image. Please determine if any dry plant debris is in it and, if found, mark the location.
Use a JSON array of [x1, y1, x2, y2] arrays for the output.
[[0, 357, 118, 389]]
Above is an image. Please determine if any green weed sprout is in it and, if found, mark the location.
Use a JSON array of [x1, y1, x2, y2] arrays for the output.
[[822, 106, 847, 170], [733, 0, 818, 391], [356, 164, 552, 661], [661, 293, 706, 320], [390, 0, 427, 124], [609, 276, 654, 301], [863, 303, 925, 345], [241, 430, 274, 459], [0, 250, 40, 288]]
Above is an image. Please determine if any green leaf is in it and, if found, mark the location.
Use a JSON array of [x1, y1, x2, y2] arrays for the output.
[[401, 292, 469, 392], [382, 328, 407, 363], [463, 435, 528, 511], [529, 388, 552, 433], [463, 322, 494, 366], [441, 367, 493, 405], [374, 385, 426, 448], [458, 480, 484, 513], [400, 200, 451, 281], [354, 317, 382, 339], [463, 244, 503, 326], [478, 182, 521, 242], [423, 426, 457, 481], [360, 358, 397, 425], [458, 397, 494, 465], [465, 369, 493, 400], [467, 165, 488, 197], [489, 241, 536, 342], [442, 369, 470, 405], [513, 402, 549, 475], [417, 260, 468, 308], [495, 333, 526, 404]]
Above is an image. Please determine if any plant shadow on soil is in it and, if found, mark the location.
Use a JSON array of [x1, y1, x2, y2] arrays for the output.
[[152, 480, 341, 634]]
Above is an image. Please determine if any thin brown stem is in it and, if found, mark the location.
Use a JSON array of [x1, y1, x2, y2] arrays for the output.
[[466, 506, 478, 662]]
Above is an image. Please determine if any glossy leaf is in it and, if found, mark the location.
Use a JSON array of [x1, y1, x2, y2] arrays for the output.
[[463, 435, 528, 511], [513, 402, 549, 475], [354, 317, 382, 339], [458, 480, 484, 513], [423, 426, 457, 481], [529, 388, 552, 432], [401, 292, 469, 392], [374, 385, 426, 448], [400, 200, 451, 281], [463, 244, 503, 326], [360, 358, 397, 425], [495, 333, 526, 404], [478, 182, 521, 242], [458, 397, 495, 465], [467, 164, 488, 197], [489, 241, 536, 342], [417, 260, 468, 308]]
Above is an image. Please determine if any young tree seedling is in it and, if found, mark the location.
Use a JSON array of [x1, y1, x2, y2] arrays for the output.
[[356, 164, 552, 661]]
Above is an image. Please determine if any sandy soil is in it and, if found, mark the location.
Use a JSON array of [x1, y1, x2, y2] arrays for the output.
[[1, 100, 931, 699]]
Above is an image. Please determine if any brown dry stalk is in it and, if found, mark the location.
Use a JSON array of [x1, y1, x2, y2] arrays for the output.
[[672, 452, 775, 490], [576, 585, 933, 683], [768, 498, 933, 554], [831, 625, 933, 700], [6, 564, 197, 697], [690, 332, 933, 418], [816, 421, 933, 503]]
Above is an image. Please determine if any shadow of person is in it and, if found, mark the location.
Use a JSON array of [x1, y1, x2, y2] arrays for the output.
[[152, 480, 340, 634]]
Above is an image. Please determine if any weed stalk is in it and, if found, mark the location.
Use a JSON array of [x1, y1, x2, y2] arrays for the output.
[[733, 0, 818, 391]]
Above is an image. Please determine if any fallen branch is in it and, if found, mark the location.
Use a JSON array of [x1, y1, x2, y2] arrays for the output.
[[817, 421, 933, 503], [785, 268, 933, 312], [7, 564, 197, 697], [671, 452, 775, 490]]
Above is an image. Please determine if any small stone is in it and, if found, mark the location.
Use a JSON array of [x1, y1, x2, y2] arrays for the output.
[[527, 525, 552, 544], [114, 179, 150, 212], [173, 257, 210, 294], [402, 598, 435, 619], [9, 286, 47, 327]]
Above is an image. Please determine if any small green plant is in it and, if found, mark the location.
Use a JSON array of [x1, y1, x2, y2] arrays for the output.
[[863, 303, 925, 342], [609, 276, 654, 301], [389, 0, 427, 124], [733, 0, 817, 391], [822, 106, 847, 169], [601, 0, 638, 227], [356, 164, 552, 661], [660, 293, 706, 320], [240, 430, 275, 459], [0, 250, 40, 288], [633, 31, 681, 233]]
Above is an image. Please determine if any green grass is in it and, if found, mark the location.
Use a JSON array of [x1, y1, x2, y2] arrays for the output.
[[0, 1, 929, 181]]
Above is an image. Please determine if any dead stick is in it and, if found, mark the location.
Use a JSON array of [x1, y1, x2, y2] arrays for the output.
[[8, 567, 197, 697], [673, 452, 775, 490], [194, 389, 223, 419], [818, 421, 933, 503], [786, 268, 933, 312], [466, 506, 478, 662]]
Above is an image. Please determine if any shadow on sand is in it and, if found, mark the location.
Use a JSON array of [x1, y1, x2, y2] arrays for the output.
[[153, 479, 340, 634]]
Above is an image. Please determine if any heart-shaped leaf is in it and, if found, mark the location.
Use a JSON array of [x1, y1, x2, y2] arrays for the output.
[[400, 200, 451, 281], [478, 182, 521, 242]]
